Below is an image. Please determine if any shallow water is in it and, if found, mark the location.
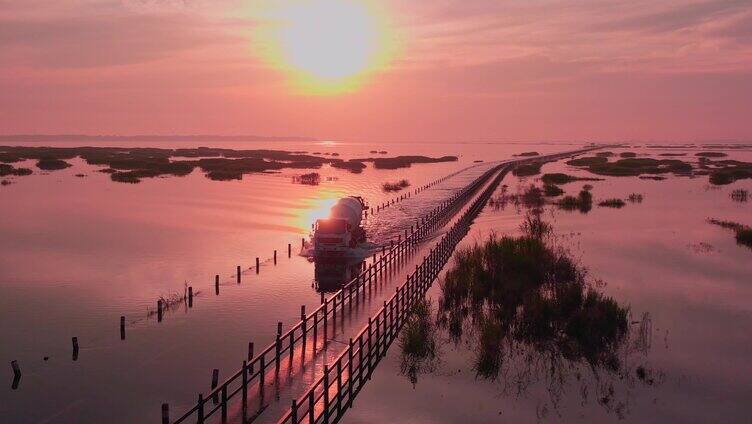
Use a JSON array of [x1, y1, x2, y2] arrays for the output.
[[342, 145, 752, 423], [0, 140, 582, 423]]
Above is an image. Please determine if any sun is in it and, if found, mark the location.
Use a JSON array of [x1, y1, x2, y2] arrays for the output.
[[253, 0, 396, 94]]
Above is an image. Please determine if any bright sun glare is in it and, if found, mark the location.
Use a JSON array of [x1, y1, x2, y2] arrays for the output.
[[255, 0, 395, 94]]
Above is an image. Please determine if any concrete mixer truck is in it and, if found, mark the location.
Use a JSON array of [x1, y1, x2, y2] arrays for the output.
[[312, 196, 368, 256]]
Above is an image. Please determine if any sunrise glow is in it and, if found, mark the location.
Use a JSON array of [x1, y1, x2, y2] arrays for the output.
[[254, 0, 396, 94]]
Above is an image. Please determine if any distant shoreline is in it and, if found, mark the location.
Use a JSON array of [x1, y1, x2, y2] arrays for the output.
[[0, 134, 319, 143]]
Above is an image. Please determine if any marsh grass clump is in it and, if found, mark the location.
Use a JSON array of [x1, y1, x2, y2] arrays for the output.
[[567, 156, 608, 167], [620, 152, 637, 158], [427, 212, 660, 420], [399, 298, 437, 386], [512, 162, 542, 177], [543, 183, 564, 197], [731, 189, 748, 202], [696, 152, 727, 158], [294, 172, 321, 185], [557, 188, 593, 213], [542, 173, 602, 185], [567, 155, 694, 178], [330, 160, 366, 173], [0, 163, 33, 177], [383, 179, 411, 192], [598, 199, 626, 208], [36, 157, 72, 171], [708, 218, 752, 249], [437, 223, 629, 380], [357, 155, 458, 169], [627, 193, 644, 203]]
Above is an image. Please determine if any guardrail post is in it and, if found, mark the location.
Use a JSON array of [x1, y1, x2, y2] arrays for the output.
[[323, 364, 330, 422], [309, 391, 315, 424], [221, 384, 228, 422], [242, 360, 248, 421], [367, 317, 372, 374], [260, 355, 266, 400], [197, 393, 204, 423], [324, 299, 328, 347], [211, 369, 219, 404], [291, 398, 298, 424], [348, 338, 354, 403]]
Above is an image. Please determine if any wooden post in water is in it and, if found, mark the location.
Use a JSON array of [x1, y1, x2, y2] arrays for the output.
[[288, 243, 292, 257], [301, 237, 305, 248], [275, 322, 282, 373], [11, 360, 21, 379], [157, 299, 163, 322], [161, 403, 169, 424], [237, 266, 241, 284], [273, 250, 277, 264], [72, 337, 79, 361], [215, 275, 219, 295], [120, 316, 125, 340], [255, 257, 260, 273], [211, 369, 219, 404], [188, 286, 193, 307]]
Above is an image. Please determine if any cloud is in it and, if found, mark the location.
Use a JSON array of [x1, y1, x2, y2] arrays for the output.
[[0, 1, 242, 68]]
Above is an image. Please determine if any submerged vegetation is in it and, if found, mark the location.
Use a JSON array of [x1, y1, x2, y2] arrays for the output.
[[696, 152, 727, 158], [541, 172, 602, 184], [293, 172, 321, 185], [731, 189, 748, 202], [36, 158, 72, 170], [355, 155, 458, 169], [557, 187, 593, 213], [399, 298, 437, 386], [567, 149, 752, 186], [567, 156, 693, 177], [708, 219, 752, 249], [543, 183, 564, 197], [627, 193, 645, 203], [382, 179, 411, 192], [0, 163, 32, 177], [598, 198, 626, 208]]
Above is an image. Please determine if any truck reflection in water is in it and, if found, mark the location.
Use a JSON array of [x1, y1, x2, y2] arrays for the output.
[[314, 257, 365, 293]]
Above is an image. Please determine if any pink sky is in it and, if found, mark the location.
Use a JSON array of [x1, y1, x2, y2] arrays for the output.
[[1, 0, 751, 142]]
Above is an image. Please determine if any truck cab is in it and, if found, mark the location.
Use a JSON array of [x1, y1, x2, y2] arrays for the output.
[[312, 196, 367, 256], [313, 218, 353, 255]]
